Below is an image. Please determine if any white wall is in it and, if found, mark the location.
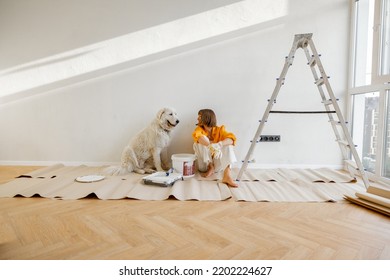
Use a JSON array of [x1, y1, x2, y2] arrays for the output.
[[0, 0, 351, 168]]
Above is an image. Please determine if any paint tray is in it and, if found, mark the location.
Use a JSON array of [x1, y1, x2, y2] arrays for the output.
[[142, 172, 183, 187]]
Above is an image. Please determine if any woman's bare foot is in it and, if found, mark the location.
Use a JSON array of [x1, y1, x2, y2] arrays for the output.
[[222, 166, 238, 187], [201, 163, 215, 178]]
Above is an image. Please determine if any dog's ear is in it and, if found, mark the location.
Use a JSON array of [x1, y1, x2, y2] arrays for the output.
[[157, 108, 167, 120]]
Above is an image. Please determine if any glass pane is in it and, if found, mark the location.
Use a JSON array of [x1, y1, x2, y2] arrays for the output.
[[380, 0, 390, 75], [383, 91, 390, 178], [352, 92, 380, 173], [353, 0, 375, 86]]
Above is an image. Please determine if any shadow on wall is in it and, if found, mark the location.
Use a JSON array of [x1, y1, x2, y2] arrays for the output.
[[0, 0, 289, 104]]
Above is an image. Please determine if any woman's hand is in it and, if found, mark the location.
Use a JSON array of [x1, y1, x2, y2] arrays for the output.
[[209, 142, 223, 159]]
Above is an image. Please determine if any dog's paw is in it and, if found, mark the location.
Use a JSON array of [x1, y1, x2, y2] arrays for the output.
[[134, 169, 146, 174], [145, 169, 157, 174]]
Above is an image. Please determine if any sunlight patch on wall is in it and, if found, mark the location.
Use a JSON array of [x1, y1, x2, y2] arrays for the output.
[[0, 0, 287, 100]]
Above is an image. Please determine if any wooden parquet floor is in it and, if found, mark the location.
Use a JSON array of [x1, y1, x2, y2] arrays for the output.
[[0, 166, 389, 260]]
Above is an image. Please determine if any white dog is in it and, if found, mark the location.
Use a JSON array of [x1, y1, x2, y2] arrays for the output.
[[105, 107, 179, 175]]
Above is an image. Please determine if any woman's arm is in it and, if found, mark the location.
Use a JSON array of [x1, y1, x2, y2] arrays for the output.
[[198, 135, 210, 146], [220, 138, 233, 146]]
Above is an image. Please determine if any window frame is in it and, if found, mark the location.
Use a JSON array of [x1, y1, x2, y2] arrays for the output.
[[348, 0, 390, 183], [372, 0, 390, 83]]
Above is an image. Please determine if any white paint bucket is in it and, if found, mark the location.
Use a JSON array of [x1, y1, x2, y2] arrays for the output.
[[171, 154, 196, 177]]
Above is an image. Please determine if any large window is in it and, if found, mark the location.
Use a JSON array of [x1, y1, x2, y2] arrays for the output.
[[383, 91, 390, 176], [350, 0, 390, 180], [352, 92, 380, 173], [380, 1, 390, 75], [353, 0, 374, 87], [372, 0, 390, 83]]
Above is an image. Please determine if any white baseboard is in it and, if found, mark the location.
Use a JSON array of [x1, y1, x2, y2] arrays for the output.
[[0, 161, 119, 167], [232, 162, 344, 170], [0, 160, 343, 170]]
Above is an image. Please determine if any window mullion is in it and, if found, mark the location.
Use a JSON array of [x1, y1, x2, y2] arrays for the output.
[[375, 88, 386, 175]]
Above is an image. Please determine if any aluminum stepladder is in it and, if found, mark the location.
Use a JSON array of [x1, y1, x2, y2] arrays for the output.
[[236, 33, 370, 189]]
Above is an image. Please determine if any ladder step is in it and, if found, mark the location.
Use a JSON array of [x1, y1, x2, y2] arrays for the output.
[[315, 78, 324, 86], [241, 160, 255, 163], [344, 160, 356, 168], [337, 139, 356, 147], [323, 98, 339, 104], [329, 120, 349, 125], [308, 56, 316, 66], [344, 160, 365, 171], [337, 140, 349, 146], [329, 120, 341, 126], [322, 99, 333, 105]]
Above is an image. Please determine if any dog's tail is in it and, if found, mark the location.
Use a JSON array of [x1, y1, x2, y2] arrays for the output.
[[102, 165, 129, 176]]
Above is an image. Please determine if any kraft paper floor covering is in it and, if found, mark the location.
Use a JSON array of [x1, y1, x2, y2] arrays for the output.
[[0, 164, 366, 202]]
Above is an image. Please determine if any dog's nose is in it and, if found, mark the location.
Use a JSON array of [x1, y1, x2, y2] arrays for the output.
[[176, 120, 180, 124]]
